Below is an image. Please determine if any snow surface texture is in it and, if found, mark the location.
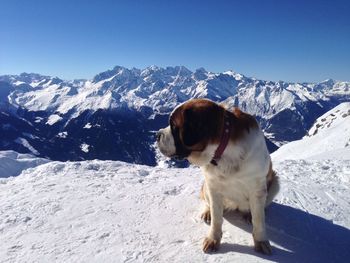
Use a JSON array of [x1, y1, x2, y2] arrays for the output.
[[272, 102, 350, 161], [0, 155, 349, 262]]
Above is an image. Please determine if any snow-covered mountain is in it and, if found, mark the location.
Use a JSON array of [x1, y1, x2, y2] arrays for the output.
[[272, 102, 350, 161], [2, 68, 349, 119], [0, 151, 349, 262], [1, 66, 349, 164]]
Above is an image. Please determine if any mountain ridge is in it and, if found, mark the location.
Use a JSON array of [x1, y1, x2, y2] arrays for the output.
[[1, 66, 349, 164]]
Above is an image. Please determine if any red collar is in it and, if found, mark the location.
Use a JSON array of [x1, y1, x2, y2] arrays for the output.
[[210, 112, 232, 166]]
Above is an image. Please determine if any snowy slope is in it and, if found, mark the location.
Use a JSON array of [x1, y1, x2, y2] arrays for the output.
[[0, 155, 349, 262], [0, 151, 49, 178], [272, 102, 350, 161]]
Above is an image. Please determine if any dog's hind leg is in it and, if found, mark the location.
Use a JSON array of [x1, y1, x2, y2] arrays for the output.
[[249, 185, 272, 255]]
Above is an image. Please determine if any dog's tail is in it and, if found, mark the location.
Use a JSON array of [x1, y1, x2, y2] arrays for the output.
[[266, 168, 280, 207]]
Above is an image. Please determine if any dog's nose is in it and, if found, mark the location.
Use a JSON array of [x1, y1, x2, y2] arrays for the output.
[[156, 131, 163, 142]]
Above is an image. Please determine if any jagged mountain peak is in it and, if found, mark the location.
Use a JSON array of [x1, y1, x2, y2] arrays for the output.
[[92, 66, 132, 83], [19, 72, 50, 80], [140, 65, 192, 78], [193, 67, 208, 81], [0, 72, 64, 88], [92, 65, 194, 84], [222, 70, 246, 81], [320, 78, 335, 85]]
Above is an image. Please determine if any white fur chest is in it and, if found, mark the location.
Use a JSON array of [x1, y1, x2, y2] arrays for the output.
[[202, 130, 270, 212]]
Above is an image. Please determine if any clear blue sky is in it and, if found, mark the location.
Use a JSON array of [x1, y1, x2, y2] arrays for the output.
[[1, 0, 349, 82]]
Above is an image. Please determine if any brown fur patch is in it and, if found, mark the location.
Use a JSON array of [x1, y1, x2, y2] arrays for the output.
[[171, 99, 224, 151], [170, 99, 259, 153], [231, 107, 259, 139]]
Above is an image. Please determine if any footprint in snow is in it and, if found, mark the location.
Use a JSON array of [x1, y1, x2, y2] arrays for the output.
[[138, 170, 149, 177], [164, 187, 182, 196], [53, 163, 65, 173], [86, 163, 100, 171], [99, 232, 110, 239], [8, 245, 23, 252], [23, 216, 32, 223]]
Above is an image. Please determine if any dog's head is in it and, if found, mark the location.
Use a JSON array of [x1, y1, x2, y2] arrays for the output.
[[156, 99, 224, 160]]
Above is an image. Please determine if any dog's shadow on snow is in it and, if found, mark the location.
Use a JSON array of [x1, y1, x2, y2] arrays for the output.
[[220, 203, 350, 263]]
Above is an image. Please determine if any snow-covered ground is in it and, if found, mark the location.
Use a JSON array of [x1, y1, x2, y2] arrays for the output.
[[0, 153, 349, 262]]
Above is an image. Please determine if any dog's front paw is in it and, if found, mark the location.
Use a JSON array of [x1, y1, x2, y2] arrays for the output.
[[254, 240, 272, 255], [202, 237, 220, 253]]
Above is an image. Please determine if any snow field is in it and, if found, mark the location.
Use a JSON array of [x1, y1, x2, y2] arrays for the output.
[[0, 158, 349, 262]]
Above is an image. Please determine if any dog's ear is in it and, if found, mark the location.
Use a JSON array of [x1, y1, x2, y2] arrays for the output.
[[182, 103, 222, 147], [182, 107, 205, 147]]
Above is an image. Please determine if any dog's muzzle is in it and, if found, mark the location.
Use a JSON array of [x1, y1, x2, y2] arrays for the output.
[[156, 127, 191, 160], [156, 127, 177, 158]]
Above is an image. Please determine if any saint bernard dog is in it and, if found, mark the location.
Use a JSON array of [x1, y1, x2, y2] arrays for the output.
[[156, 98, 279, 255]]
